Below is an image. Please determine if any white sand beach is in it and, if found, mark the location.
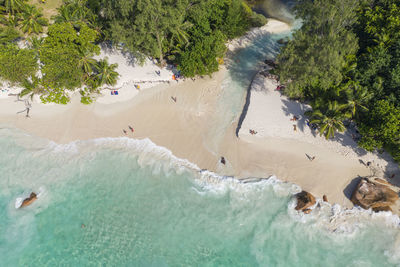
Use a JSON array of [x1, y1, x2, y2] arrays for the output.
[[227, 19, 291, 52], [93, 47, 179, 104], [0, 19, 399, 212], [234, 72, 400, 208]]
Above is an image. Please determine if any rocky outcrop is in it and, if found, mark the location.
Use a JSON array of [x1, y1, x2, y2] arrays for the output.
[[351, 178, 399, 212], [295, 191, 316, 213], [20, 192, 37, 208]]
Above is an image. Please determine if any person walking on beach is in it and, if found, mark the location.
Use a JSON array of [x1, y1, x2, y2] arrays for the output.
[[311, 156, 315, 161], [128, 126, 134, 133], [293, 125, 297, 131], [220, 157, 226, 165], [171, 96, 177, 102], [123, 129, 127, 135]]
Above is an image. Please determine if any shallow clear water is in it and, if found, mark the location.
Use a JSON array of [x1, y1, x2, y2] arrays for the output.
[[1, 129, 400, 266], [1, 11, 399, 265], [206, 24, 294, 151]]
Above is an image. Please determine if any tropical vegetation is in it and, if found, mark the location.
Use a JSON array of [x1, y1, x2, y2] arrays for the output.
[[0, 0, 266, 104], [276, 0, 400, 162], [90, 0, 267, 76], [0, 0, 120, 104]]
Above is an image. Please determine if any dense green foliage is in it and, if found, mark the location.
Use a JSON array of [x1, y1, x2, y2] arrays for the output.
[[39, 22, 99, 89], [276, 0, 400, 162], [95, 0, 266, 76], [0, 0, 265, 103], [0, 43, 37, 84], [277, 0, 359, 98], [0, 0, 120, 104], [0, 1, 49, 35], [20, 4, 48, 34]]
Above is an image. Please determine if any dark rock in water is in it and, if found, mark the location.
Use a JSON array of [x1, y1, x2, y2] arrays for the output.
[[264, 59, 276, 68], [373, 206, 392, 212], [351, 178, 399, 212], [277, 37, 289, 45], [21, 192, 37, 208], [295, 191, 316, 212]]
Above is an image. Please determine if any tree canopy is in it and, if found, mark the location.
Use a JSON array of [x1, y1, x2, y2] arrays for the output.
[[39, 22, 99, 89], [276, 0, 359, 98], [98, 0, 266, 76], [276, 0, 400, 163], [0, 43, 37, 84], [0, 0, 267, 103]]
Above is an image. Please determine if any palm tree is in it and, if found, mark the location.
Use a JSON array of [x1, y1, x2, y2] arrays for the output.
[[0, 5, 7, 25], [345, 85, 370, 117], [3, 12, 21, 27], [78, 48, 97, 80], [52, 0, 96, 28], [4, 0, 25, 15], [19, 76, 42, 100], [170, 21, 191, 47], [306, 101, 351, 139], [20, 5, 48, 35], [94, 58, 119, 86], [0, 26, 20, 43], [167, 21, 191, 60]]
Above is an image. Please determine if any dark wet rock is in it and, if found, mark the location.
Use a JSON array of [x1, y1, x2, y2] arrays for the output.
[[351, 178, 399, 212], [295, 191, 316, 212], [264, 59, 276, 68], [21, 192, 37, 208], [373, 206, 392, 212], [277, 37, 289, 45]]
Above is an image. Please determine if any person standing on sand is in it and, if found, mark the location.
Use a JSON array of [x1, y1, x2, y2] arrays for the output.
[[123, 129, 127, 135], [293, 125, 297, 131], [128, 126, 134, 133], [220, 157, 226, 165]]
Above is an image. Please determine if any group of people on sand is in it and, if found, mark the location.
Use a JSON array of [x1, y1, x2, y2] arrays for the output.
[[249, 129, 257, 135], [123, 125, 134, 135]]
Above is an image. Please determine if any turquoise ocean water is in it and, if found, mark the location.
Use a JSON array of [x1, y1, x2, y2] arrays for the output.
[[1, 129, 400, 266], [1, 4, 400, 264]]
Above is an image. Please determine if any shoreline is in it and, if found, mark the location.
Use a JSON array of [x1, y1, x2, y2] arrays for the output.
[[1, 19, 399, 214]]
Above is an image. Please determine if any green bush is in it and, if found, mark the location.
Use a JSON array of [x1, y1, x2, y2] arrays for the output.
[[40, 87, 71, 104], [249, 11, 267, 27], [0, 44, 38, 85]]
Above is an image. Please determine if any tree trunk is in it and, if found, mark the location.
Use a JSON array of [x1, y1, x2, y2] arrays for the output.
[[156, 32, 166, 68]]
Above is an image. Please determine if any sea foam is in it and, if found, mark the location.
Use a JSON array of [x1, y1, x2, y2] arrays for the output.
[[39, 135, 400, 235], [2, 130, 400, 265]]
